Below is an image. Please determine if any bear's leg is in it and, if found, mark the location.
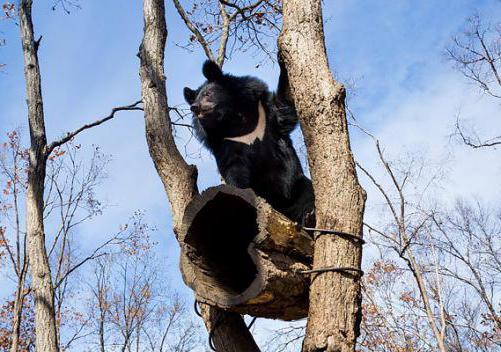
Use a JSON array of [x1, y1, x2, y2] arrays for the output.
[[283, 176, 315, 226]]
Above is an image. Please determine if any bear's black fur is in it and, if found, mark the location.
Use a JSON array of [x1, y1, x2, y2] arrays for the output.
[[183, 60, 314, 224]]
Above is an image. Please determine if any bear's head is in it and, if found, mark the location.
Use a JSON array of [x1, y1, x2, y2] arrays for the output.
[[183, 61, 268, 132], [183, 61, 234, 129]]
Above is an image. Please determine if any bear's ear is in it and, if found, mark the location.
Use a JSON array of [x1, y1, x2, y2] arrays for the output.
[[183, 87, 197, 104], [202, 60, 223, 82]]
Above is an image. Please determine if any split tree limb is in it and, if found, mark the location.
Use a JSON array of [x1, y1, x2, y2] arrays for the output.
[[179, 185, 312, 320]]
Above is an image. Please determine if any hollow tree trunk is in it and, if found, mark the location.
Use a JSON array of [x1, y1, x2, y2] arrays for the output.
[[138, 1, 259, 350], [19, 1, 59, 351], [279, 1, 367, 351], [179, 185, 312, 320]]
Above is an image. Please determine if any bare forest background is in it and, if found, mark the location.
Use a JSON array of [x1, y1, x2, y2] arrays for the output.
[[0, 0, 500, 351]]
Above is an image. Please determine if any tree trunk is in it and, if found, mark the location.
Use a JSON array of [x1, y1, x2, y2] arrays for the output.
[[199, 305, 260, 352], [179, 185, 312, 320], [10, 275, 26, 352], [99, 309, 105, 352], [279, 1, 366, 351], [19, 1, 59, 351], [138, 1, 260, 350]]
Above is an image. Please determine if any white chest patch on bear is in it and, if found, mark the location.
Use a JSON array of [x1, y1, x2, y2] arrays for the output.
[[225, 101, 266, 145]]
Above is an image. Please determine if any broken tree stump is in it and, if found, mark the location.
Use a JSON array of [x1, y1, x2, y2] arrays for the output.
[[178, 185, 313, 321]]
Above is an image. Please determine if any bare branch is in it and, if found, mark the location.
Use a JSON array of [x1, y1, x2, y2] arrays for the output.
[[171, 0, 216, 62], [446, 14, 501, 149], [454, 115, 501, 149], [46, 100, 143, 155], [220, 0, 265, 18], [217, 1, 230, 66]]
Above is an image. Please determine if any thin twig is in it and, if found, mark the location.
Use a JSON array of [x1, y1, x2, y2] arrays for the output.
[[172, 0, 215, 62]]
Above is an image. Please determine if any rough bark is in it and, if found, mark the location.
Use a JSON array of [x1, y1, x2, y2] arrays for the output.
[[198, 305, 260, 352], [8, 166, 29, 352], [138, 0, 197, 231], [18, 1, 59, 351], [180, 185, 312, 320], [279, 1, 366, 351], [138, 1, 260, 350], [10, 274, 27, 352]]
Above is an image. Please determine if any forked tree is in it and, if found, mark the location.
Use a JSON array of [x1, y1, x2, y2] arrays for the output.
[[139, 0, 366, 351]]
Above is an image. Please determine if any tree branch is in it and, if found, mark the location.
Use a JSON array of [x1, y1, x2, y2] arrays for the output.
[[53, 236, 116, 290], [220, 0, 264, 19], [46, 100, 143, 155], [171, 0, 216, 62], [217, 1, 230, 66], [455, 117, 501, 148]]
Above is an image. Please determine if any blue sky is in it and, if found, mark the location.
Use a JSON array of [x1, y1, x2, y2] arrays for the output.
[[1, 0, 501, 349]]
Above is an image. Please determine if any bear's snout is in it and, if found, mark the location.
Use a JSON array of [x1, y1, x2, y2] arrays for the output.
[[190, 104, 200, 115]]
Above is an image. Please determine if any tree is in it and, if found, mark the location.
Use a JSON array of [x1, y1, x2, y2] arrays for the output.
[[16, 1, 141, 350], [171, 0, 282, 65], [140, 1, 366, 351], [1, 1, 15, 70], [279, 1, 366, 351], [430, 201, 501, 349], [0, 130, 30, 352], [446, 14, 501, 149], [0, 135, 194, 351], [12, 2, 500, 352], [0, 295, 35, 352], [0, 129, 140, 351], [85, 213, 204, 352], [264, 128, 500, 352], [18, 1, 59, 347], [350, 123, 500, 351], [355, 135, 449, 352], [139, 1, 262, 351]]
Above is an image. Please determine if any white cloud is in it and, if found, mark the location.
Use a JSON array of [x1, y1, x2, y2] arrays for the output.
[[353, 71, 500, 207]]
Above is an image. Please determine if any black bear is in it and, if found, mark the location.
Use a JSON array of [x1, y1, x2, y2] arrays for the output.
[[183, 60, 314, 224]]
